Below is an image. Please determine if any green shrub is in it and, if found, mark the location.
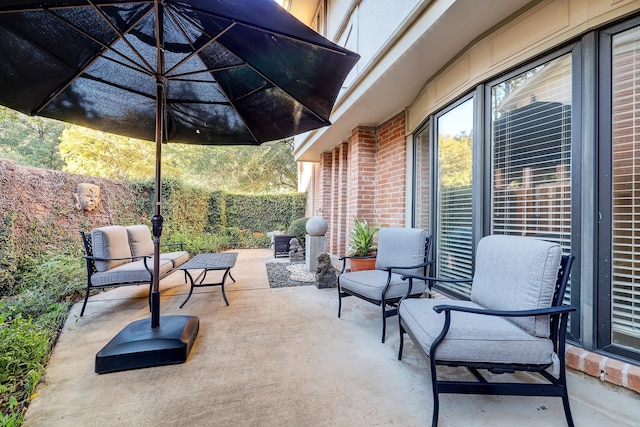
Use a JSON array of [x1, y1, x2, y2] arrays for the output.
[[0, 310, 53, 427], [288, 217, 309, 247], [0, 212, 20, 297]]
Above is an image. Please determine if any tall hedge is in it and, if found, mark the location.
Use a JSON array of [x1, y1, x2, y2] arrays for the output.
[[224, 193, 306, 232], [0, 160, 307, 293]]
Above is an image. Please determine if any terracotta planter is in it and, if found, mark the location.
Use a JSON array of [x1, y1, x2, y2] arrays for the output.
[[349, 257, 377, 272]]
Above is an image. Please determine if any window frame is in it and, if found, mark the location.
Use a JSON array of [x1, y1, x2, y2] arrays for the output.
[[597, 16, 640, 362]]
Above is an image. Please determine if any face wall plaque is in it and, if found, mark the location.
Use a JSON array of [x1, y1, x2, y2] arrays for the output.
[[74, 183, 101, 212]]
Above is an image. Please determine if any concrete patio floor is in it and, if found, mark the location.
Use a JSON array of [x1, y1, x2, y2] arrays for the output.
[[24, 249, 640, 426]]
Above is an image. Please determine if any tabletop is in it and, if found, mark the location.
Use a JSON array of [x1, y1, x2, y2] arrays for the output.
[[179, 252, 238, 270]]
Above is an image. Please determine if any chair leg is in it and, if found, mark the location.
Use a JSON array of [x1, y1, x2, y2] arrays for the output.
[[561, 390, 574, 427], [430, 360, 440, 427], [398, 319, 405, 360], [337, 289, 343, 318], [80, 285, 90, 317], [381, 304, 387, 343]]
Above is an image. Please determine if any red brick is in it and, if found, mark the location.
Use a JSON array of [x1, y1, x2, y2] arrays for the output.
[[627, 364, 640, 393], [583, 352, 604, 378], [604, 358, 627, 386], [565, 345, 584, 370]]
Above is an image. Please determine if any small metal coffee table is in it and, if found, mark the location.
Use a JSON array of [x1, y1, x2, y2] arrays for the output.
[[179, 252, 238, 308]]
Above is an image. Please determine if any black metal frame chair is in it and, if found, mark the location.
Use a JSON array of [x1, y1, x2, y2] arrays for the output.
[[337, 228, 433, 343], [398, 235, 575, 426]]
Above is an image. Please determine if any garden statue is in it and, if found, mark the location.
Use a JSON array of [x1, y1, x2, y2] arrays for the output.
[[74, 183, 101, 212], [288, 237, 304, 261], [315, 252, 337, 289]]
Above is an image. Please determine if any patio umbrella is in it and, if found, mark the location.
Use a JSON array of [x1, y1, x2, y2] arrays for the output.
[[0, 0, 359, 372]]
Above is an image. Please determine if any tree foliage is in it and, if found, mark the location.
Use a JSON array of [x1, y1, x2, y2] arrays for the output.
[[438, 131, 472, 187], [58, 126, 182, 180], [171, 138, 298, 193], [0, 106, 65, 170], [2, 105, 300, 193]]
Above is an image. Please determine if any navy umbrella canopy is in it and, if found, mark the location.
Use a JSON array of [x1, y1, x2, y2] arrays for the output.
[[0, 0, 358, 372]]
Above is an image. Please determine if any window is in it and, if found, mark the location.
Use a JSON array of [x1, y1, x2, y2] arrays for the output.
[[609, 24, 640, 353], [436, 98, 474, 296], [414, 123, 431, 231], [490, 54, 572, 248]]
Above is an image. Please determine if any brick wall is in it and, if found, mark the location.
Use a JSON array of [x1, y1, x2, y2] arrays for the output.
[[566, 344, 640, 394], [375, 114, 407, 227], [345, 125, 377, 251], [316, 152, 332, 216], [331, 143, 348, 255], [310, 111, 408, 254]]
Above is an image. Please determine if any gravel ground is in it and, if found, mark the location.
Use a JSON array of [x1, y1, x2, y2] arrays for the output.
[[265, 262, 317, 288]]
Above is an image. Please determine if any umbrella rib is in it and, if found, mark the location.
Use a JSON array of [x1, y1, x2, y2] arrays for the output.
[[0, 2, 151, 13], [163, 4, 238, 78], [44, 6, 154, 77], [32, 2, 156, 115], [87, 0, 156, 74], [162, 4, 331, 126], [168, 4, 330, 126], [186, 4, 351, 57], [176, 7, 332, 125]]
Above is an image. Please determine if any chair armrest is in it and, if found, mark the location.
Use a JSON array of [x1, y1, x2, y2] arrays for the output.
[[399, 274, 472, 300], [382, 259, 435, 272], [433, 304, 576, 317], [338, 254, 377, 274], [84, 255, 151, 262], [339, 254, 377, 260], [400, 274, 473, 284]]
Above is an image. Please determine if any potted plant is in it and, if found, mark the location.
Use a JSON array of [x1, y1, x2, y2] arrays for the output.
[[348, 218, 379, 271]]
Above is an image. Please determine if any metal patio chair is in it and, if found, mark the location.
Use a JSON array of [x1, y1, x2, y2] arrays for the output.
[[338, 228, 433, 343], [398, 234, 575, 426]]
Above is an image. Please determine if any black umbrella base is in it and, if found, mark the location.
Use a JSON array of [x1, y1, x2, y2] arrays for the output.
[[95, 315, 199, 374]]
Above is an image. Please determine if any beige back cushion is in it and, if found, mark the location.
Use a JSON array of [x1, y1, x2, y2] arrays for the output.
[[91, 226, 132, 272], [125, 225, 155, 257]]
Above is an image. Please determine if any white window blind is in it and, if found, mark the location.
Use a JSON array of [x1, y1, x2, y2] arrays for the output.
[[414, 126, 430, 231], [611, 26, 640, 349], [437, 99, 474, 296], [490, 54, 572, 298]]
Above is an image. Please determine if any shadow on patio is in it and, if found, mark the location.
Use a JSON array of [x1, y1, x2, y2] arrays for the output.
[[24, 249, 639, 426]]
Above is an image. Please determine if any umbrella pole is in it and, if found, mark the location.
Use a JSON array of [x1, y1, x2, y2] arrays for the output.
[[93, 2, 199, 373], [150, 0, 166, 329], [150, 77, 164, 329]]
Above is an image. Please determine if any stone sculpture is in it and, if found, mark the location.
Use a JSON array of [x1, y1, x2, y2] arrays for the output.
[[74, 183, 101, 212], [288, 237, 304, 261], [315, 252, 337, 288]]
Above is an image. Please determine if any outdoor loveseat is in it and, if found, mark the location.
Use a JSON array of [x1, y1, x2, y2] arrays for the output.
[[398, 235, 575, 426], [80, 225, 188, 316]]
